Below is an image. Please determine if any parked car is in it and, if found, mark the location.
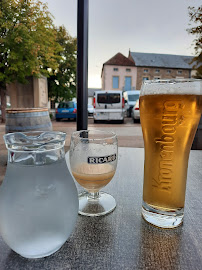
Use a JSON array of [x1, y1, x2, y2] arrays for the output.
[[131, 99, 140, 122], [55, 101, 77, 121], [88, 104, 94, 116], [93, 90, 125, 123], [123, 90, 140, 117]]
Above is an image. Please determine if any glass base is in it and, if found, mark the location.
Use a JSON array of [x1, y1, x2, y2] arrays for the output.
[[142, 201, 184, 229], [19, 244, 63, 259], [78, 191, 116, 217]]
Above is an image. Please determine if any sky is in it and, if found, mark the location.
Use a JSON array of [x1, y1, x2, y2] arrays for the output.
[[41, 0, 201, 88]]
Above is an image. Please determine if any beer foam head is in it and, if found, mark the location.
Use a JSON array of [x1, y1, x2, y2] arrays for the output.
[[140, 79, 202, 96]]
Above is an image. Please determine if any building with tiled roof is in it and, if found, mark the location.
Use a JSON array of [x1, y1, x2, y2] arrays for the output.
[[129, 51, 194, 89], [101, 53, 137, 91], [101, 51, 194, 91], [129, 52, 193, 69], [103, 52, 135, 67]]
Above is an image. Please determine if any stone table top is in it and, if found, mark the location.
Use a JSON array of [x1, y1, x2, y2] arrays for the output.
[[0, 147, 201, 270]]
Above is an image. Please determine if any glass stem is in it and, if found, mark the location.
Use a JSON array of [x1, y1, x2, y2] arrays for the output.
[[88, 191, 100, 200]]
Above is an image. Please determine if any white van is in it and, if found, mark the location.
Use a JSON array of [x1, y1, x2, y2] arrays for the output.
[[123, 90, 140, 117], [93, 90, 125, 123]]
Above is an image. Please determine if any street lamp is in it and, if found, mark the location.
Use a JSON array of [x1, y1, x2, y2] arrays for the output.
[[77, 0, 89, 131]]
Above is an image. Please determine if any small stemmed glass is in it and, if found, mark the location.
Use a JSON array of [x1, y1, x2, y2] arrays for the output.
[[69, 130, 118, 216]]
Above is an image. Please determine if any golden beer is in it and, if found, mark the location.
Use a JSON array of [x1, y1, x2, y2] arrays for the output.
[[140, 79, 202, 228]]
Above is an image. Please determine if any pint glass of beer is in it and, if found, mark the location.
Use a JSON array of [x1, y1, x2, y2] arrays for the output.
[[140, 79, 202, 228]]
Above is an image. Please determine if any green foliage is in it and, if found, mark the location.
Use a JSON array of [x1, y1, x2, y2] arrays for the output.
[[187, 6, 202, 79], [0, 0, 62, 89], [0, 0, 76, 120], [48, 26, 77, 103]]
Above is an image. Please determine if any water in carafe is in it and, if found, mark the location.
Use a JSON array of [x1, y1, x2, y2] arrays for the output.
[[0, 131, 78, 258]]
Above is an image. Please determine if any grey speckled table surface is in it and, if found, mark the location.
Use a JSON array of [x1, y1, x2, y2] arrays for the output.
[[0, 147, 202, 270]]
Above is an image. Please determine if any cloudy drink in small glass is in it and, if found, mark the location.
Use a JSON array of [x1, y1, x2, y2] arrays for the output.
[[70, 130, 118, 216], [72, 163, 115, 193]]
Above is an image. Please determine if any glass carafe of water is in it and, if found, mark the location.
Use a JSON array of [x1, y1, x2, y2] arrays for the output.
[[0, 131, 78, 258]]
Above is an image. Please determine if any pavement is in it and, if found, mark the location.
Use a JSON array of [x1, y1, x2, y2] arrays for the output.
[[0, 117, 144, 184]]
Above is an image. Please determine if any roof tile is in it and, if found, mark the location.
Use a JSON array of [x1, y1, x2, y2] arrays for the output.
[[130, 52, 193, 69], [104, 53, 135, 67]]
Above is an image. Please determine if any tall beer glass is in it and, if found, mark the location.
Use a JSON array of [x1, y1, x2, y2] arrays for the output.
[[140, 79, 202, 228]]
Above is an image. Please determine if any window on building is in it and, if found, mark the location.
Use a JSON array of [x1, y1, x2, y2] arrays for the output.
[[155, 69, 160, 73], [167, 70, 171, 74], [178, 70, 182, 74], [144, 69, 148, 73], [113, 68, 118, 71], [142, 77, 149, 81], [125, 76, 132, 91], [113, 76, 119, 88], [154, 77, 161, 80], [126, 68, 131, 72]]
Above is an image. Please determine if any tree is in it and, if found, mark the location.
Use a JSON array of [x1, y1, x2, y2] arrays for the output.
[[0, 0, 61, 122], [48, 26, 77, 104], [187, 6, 202, 79]]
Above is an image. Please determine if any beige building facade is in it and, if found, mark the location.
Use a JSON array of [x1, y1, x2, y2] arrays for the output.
[[101, 53, 137, 91], [102, 65, 137, 91], [102, 51, 193, 91]]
